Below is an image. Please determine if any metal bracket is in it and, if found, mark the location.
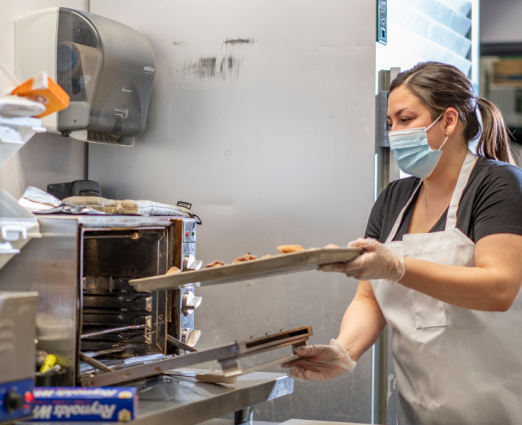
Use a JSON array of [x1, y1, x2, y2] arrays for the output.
[[292, 341, 307, 351], [220, 359, 242, 377]]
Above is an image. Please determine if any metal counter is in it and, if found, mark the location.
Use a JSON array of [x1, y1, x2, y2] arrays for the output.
[[20, 372, 293, 425]]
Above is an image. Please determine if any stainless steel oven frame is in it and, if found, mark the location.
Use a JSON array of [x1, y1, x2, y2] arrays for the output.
[[0, 215, 199, 386]]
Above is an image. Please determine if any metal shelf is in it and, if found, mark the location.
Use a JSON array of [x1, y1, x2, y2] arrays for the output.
[[19, 372, 294, 425]]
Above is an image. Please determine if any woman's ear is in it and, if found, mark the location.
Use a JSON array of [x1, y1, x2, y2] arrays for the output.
[[444, 108, 459, 136]]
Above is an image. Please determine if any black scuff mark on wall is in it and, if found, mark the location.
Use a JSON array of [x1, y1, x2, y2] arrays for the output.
[[219, 56, 240, 80], [224, 38, 254, 45], [183, 37, 255, 81], [186, 57, 218, 78], [184, 55, 240, 80]]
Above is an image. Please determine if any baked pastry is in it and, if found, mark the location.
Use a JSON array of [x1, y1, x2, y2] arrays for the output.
[[261, 254, 272, 259], [324, 243, 339, 249], [166, 266, 181, 275], [195, 371, 237, 384], [277, 244, 305, 254], [205, 260, 225, 268], [233, 254, 257, 264]]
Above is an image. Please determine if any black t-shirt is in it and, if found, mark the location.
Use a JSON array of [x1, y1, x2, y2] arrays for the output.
[[365, 157, 522, 243]]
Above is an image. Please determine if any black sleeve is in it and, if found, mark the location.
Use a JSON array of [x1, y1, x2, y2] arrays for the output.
[[472, 163, 522, 242], [364, 185, 388, 242]]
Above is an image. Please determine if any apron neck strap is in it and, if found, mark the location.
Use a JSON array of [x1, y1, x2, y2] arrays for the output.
[[445, 149, 476, 231], [385, 149, 476, 243], [385, 180, 423, 244]]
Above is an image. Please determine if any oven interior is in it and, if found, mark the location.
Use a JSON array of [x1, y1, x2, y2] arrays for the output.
[[78, 219, 198, 379]]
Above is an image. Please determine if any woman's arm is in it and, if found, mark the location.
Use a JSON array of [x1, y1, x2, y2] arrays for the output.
[[336, 280, 386, 361], [400, 233, 522, 311], [281, 280, 385, 380], [320, 233, 522, 312]]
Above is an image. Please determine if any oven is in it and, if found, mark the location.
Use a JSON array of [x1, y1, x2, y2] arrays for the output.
[[79, 216, 201, 376], [0, 214, 311, 387], [0, 215, 201, 385]]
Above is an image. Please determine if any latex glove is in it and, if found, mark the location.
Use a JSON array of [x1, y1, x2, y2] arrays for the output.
[[281, 339, 356, 381], [318, 238, 405, 282]]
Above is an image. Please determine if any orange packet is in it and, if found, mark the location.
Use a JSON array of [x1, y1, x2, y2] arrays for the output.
[[11, 71, 69, 118]]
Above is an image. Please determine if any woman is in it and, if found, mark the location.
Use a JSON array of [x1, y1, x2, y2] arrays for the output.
[[282, 62, 522, 424]]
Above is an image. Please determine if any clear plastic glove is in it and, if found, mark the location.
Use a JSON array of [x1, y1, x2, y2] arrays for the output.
[[281, 339, 356, 381], [317, 238, 405, 282]]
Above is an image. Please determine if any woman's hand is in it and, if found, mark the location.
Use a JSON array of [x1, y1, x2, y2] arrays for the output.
[[281, 339, 356, 381], [318, 238, 405, 282]]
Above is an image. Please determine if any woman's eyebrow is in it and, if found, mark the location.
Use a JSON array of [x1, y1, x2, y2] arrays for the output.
[[386, 107, 411, 120]]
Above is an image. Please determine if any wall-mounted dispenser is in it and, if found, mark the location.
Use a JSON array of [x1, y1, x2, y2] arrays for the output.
[[15, 8, 155, 146]]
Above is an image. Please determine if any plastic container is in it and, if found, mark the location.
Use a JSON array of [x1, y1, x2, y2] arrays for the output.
[[11, 71, 70, 118], [0, 115, 45, 169], [0, 114, 44, 270], [0, 189, 42, 270]]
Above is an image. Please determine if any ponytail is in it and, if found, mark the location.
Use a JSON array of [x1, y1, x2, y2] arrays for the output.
[[477, 98, 516, 165], [391, 62, 516, 166]]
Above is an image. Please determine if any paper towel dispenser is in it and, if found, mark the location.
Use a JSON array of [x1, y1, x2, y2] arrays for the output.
[[15, 8, 155, 146]]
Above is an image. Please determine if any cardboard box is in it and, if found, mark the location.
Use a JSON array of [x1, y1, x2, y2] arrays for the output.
[[493, 59, 522, 87]]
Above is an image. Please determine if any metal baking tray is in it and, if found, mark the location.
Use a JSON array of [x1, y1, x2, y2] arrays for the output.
[[130, 248, 362, 291], [80, 325, 312, 386]]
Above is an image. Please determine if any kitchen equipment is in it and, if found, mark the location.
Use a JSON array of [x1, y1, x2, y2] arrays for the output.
[[0, 214, 313, 389], [109, 372, 294, 425], [47, 180, 102, 200], [15, 8, 155, 146], [80, 216, 202, 382], [0, 189, 42, 271], [0, 291, 38, 423], [0, 215, 199, 386], [130, 248, 362, 291], [80, 325, 312, 387]]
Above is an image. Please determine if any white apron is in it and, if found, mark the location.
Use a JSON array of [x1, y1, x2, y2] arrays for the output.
[[371, 150, 522, 425]]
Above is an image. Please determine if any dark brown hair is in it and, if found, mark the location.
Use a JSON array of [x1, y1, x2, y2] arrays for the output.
[[390, 62, 515, 165]]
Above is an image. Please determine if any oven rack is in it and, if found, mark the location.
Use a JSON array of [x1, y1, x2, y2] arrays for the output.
[[79, 325, 312, 387]]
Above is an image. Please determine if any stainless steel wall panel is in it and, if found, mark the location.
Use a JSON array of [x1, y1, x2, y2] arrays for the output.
[[0, 292, 38, 384], [0, 217, 80, 384], [89, 0, 376, 422]]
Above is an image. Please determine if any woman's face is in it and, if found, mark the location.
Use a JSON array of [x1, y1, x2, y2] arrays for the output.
[[387, 85, 448, 150]]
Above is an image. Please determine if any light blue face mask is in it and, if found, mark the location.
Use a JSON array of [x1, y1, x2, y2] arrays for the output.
[[388, 113, 448, 179]]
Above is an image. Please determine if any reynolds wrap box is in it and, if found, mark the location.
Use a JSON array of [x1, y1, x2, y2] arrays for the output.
[[31, 387, 137, 422]]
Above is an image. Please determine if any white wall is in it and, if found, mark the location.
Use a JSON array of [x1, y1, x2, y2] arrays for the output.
[[0, 1, 87, 199], [481, 0, 522, 43]]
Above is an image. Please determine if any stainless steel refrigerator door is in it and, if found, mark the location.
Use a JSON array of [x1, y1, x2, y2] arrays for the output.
[[377, 0, 479, 87], [375, 1, 479, 423], [89, 0, 377, 422]]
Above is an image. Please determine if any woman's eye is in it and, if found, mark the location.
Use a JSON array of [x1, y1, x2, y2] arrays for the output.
[[401, 117, 410, 123]]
